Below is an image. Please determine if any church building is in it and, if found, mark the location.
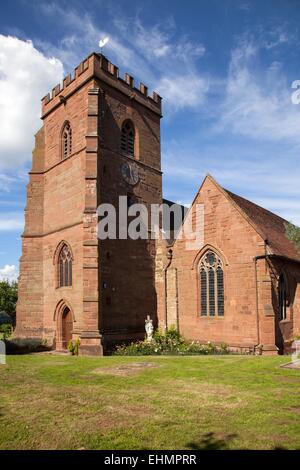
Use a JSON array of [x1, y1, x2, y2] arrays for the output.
[[15, 52, 300, 355]]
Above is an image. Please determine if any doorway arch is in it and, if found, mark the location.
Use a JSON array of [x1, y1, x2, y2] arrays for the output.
[[54, 300, 75, 350]]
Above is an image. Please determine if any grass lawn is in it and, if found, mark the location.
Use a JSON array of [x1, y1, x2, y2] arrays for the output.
[[0, 354, 299, 450]]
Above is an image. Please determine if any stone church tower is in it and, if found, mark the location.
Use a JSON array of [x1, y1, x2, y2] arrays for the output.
[[15, 53, 162, 354]]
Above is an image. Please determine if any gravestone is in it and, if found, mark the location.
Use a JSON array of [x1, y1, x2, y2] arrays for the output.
[[0, 340, 6, 365]]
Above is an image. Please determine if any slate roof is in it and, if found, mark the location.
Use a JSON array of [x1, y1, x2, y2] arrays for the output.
[[223, 188, 300, 262]]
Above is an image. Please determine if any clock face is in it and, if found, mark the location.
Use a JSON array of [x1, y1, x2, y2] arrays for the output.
[[121, 162, 139, 185]]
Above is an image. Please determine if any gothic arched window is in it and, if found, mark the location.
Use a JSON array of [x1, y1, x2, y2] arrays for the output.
[[278, 274, 287, 320], [121, 120, 135, 157], [199, 251, 224, 316], [58, 244, 72, 287], [62, 122, 72, 159]]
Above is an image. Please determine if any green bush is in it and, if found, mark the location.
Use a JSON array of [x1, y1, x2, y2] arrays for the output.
[[0, 281, 18, 325], [285, 222, 300, 255], [0, 311, 13, 326], [67, 338, 81, 356], [0, 324, 12, 340], [113, 328, 229, 356], [5, 338, 49, 355]]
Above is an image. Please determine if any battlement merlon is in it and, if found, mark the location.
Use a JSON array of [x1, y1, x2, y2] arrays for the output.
[[41, 53, 162, 118]]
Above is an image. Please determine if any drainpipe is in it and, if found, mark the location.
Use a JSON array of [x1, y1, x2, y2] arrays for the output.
[[164, 248, 173, 331], [253, 249, 270, 352]]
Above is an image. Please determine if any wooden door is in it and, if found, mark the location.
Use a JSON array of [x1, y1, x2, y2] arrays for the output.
[[62, 307, 73, 348]]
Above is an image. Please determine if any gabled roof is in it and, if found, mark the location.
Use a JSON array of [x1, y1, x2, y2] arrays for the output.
[[169, 174, 300, 262], [222, 188, 300, 262]]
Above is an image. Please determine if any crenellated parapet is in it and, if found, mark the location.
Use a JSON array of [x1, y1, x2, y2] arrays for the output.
[[41, 53, 162, 118]]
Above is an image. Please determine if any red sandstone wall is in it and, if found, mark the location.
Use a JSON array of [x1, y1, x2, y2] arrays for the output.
[[16, 53, 162, 352], [16, 129, 45, 338], [96, 77, 162, 347], [159, 176, 273, 351], [16, 79, 92, 344], [40, 82, 89, 345]]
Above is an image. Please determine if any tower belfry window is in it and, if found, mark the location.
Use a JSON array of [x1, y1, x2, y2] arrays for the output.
[[62, 122, 72, 159], [121, 120, 135, 157]]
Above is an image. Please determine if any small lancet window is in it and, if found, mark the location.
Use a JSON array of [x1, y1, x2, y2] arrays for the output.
[[58, 244, 72, 287], [279, 274, 287, 321], [199, 251, 224, 317], [62, 122, 72, 159], [121, 120, 135, 157]]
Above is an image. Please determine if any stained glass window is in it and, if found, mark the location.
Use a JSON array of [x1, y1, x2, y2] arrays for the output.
[[217, 267, 224, 316], [199, 251, 224, 316], [200, 270, 207, 315], [209, 269, 215, 316], [58, 244, 72, 287]]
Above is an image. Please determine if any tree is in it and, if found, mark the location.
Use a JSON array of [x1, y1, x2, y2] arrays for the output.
[[285, 222, 300, 255], [0, 281, 18, 325]]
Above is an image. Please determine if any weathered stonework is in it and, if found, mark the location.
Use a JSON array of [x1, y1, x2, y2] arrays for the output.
[[16, 52, 300, 355], [156, 176, 300, 355], [15, 53, 162, 354]]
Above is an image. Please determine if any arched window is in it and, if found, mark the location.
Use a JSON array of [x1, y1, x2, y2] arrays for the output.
[[58, 244, 72, 287], [121, 120, 135, 157], [62, 122, 72, 159], [199, 251, 224, 316], [279, 274, 287, 320]]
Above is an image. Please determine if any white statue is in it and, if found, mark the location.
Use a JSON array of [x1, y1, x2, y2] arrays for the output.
[[145, 315, 154, 342]]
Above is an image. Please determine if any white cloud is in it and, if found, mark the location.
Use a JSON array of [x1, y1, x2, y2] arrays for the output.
[[0, 173, 19, 192], [0, 264, 18, 282], [35, 5, 208, 115], [113, 16, 205, 63], [0, 35, 64, 170], [217, 36, 300, 143], [157, 75, 209, 112], [162, 138, 300, 225], [112, 16, 208, 112], [0, 212, 24, 231]]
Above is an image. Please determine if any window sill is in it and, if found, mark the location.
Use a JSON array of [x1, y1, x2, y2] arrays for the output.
[[121, 151, 135, 159], [198, 315, 225, 319]]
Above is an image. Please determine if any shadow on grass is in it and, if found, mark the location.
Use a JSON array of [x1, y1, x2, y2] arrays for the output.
[[187, 432, 237, 450], [187, 433, 299, 450]]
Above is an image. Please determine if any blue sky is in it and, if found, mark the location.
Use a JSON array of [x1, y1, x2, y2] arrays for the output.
[[0, 0, 300, 280]]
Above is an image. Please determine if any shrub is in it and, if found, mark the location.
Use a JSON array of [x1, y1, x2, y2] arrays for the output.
[[0, 311, 13, 326], [0, 324, 12, 340], [0, 281, 18, 325], [113, 328, 229, 356], [67, 338, 80, 356], [5, 338, 49, 355], [114, 341, 158, 356], [285, 222, 300, 255]]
